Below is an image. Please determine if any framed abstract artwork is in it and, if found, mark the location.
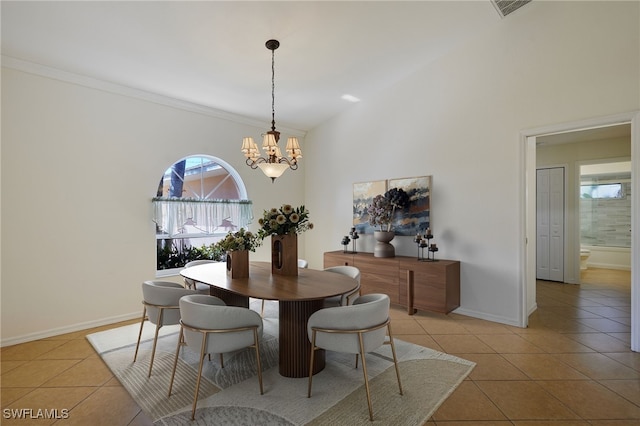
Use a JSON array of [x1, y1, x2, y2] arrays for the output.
[[388, 176, 431, 236], [352, 180, 387, 234]]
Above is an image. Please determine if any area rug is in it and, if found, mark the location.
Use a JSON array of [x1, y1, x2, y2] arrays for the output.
[[87, 300, 475, 425]]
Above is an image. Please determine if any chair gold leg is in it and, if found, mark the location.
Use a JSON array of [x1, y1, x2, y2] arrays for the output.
[[261, 300, 265, 317], [307, 331, 317, 398], [387, 323, 403, 395], [254, 329, 264, 395], [148, 308, 164, 377], [358, 332, 374, 421], [219, 353, 224, 368], [191, 333, 208, 421], [133, 306, 147, 362], [167, 327, 184, 397]]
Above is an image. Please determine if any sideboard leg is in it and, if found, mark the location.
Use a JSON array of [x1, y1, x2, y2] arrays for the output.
[[407, 270, 417, 315]]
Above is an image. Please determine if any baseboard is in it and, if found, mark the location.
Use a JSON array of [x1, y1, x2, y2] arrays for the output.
[[155, 268, 182, 279], [586, 263, 631, 271], [0, 312, 140, 348], [452, 307, 524, 328]]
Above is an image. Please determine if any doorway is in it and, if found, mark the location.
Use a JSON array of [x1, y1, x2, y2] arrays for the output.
[[522, 111, 639, 352]]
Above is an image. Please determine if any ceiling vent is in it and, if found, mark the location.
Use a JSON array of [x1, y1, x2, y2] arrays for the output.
[[491, 0, 532, 18]]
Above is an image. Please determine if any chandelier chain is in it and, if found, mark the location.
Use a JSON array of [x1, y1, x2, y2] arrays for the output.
[[271, 47, 276, 132]]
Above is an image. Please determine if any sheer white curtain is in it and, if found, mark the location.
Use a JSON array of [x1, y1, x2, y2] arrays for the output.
[[152, 198, 253, 237]]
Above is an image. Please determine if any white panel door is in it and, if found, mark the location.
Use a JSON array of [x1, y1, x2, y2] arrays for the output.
[[536, 168, 564, 281]]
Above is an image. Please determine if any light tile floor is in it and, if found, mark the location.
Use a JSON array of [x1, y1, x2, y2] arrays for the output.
[[1, 268, 637, 425]]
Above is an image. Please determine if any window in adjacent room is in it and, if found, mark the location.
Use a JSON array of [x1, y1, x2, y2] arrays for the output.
[[580, 183, 624, 199]]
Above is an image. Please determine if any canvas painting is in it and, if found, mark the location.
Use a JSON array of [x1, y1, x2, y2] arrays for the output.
[[353, 180, 387, 234], [388, 175, 431, 236]]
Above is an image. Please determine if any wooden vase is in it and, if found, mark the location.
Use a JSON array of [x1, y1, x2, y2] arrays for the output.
[[271, 234, 298, 276], [226, 250, 249, 279]]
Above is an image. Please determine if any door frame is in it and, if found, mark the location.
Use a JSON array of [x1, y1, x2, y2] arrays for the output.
[[521, 111, 639, 352]]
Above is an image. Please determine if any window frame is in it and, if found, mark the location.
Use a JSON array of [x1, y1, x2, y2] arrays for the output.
[[155, 155, 249, 276]]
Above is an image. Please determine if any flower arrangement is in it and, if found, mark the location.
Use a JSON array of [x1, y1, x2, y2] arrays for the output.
[[367, 187, 410, 232], [216, 228, 261, 252], [257, 204, 314, 239]]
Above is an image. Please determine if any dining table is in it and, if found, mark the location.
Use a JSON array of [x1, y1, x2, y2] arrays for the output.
[[180, 260, 359, 378]]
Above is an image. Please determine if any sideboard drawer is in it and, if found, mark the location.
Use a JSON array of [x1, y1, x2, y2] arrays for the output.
[[355, 255, 399, 303], [324, 251, 354, 267], [324, 251, 460, 314]]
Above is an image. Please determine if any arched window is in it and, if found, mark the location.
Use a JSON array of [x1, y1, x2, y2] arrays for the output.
[[153, 155, 252, 272]]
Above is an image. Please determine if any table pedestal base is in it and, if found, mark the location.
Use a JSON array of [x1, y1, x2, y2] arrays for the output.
[[279, 300, 325, 378], [209, 286, 326, 378]]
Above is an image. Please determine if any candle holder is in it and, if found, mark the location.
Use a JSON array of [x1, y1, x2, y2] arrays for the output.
[[341, 228, 359, 254], [414, 234, 425, 260], [428, 243, 439, 262], [341, 235, 351, 253], [349, 227, 359, 254], [415, 230, 437, 261]]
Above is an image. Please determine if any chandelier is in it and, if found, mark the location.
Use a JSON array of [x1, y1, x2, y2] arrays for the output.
[[241, 39, 302, 182]]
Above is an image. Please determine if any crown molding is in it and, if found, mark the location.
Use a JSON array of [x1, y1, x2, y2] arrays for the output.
[[1, 55, 306, 137]]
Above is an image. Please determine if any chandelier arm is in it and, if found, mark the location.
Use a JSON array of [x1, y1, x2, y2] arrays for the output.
[[276, 157, 298, 167], [246, 157, 268, 169]]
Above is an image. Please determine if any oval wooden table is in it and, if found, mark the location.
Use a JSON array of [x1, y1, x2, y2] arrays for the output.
[[180, 261, 359, 378]]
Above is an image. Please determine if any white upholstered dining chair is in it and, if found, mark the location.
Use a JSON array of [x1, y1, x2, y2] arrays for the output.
[[168, 294, 264, 420], [307, 293, 403, 421], [183, 259, 216, 293], [133, 280, 197, 377], [322, 265, 361, 307]]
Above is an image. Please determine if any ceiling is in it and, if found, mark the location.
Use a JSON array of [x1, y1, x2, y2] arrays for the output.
[[1, 1, 506, 132]]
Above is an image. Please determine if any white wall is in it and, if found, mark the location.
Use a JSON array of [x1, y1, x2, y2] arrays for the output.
[[303, 1, 639, 326], [1, 67, 304, 345]]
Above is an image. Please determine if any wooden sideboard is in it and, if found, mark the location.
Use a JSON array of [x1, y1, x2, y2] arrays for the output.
[[324, 251, 460, 315]]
